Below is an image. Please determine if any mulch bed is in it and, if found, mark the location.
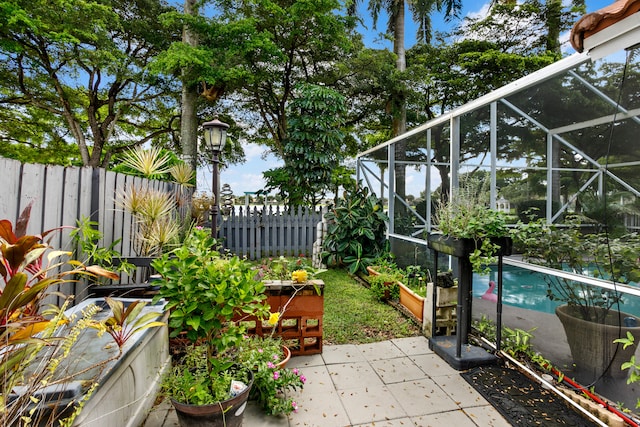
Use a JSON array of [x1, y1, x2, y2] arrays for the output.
[[461, 364, 599, 426]]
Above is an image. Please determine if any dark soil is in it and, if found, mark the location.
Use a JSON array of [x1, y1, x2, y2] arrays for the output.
[[461, 364, 600, 426]]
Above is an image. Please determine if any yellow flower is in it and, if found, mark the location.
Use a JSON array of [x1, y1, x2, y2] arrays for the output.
[[291, 269, 308, 283], [268, 312, 280, 325]]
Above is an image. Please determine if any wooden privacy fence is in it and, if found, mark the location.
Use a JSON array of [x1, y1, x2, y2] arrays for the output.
[[219, 205, 326, 260], [0, 157, 189, 300]]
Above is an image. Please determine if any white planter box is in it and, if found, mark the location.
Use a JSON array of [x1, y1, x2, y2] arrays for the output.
[[13, 298, 170, 427]]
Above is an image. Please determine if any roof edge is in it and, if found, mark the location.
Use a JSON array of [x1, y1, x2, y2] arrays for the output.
[[571, 0, 640, 52]]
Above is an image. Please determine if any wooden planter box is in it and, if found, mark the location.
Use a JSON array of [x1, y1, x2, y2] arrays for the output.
[[424, 284, 458, 337], [239, 280, 324, 356]]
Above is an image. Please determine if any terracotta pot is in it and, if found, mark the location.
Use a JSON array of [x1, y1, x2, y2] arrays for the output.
[[556, 305, 640, 379], [399, 283, 424, 321], [171, 370, 253, 427], [276, 346, 291, 369]]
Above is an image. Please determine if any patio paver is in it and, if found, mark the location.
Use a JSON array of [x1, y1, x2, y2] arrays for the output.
[[141, 336, 510, 427]]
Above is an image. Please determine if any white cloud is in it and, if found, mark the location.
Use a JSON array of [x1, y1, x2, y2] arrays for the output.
[[242, 142, 268, 162], [465, 2, 491, 20]]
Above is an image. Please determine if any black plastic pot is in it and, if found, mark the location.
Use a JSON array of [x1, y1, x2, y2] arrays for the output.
[[170, 370, 254, 427], [427, 234, 513, 258]]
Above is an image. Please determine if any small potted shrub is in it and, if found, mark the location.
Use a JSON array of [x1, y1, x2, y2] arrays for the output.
[[152, 227, 271, 426], [430, 190, 512, 274], [365, 256, 402, 301], [233, 335, 306, 416], [369, 271, 402, 301]]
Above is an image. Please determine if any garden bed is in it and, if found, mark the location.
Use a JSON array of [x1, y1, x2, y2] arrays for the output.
[[461, 364, 602, 426], [12, 298, 170, 427]]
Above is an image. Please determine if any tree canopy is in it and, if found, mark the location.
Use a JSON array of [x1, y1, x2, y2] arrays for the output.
[[0, 0, 180, 167], [263, 83, 347, 207], [0, 0, 596, 207]]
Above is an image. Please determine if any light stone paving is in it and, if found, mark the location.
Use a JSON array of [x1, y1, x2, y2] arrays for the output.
[[141, 336, 510, 427]]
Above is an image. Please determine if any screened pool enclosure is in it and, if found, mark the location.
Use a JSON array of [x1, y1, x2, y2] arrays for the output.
[[356, 8, 640, 414]]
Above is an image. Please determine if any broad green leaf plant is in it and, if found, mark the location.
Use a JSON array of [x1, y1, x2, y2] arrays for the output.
[[321, 184, 390, 274]]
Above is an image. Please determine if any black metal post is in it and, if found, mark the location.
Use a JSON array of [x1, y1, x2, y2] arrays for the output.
[[432, 251, 439, 338], [496, 255, 504, 353], [456, 255, 473, 358], [211, 151, 220, 239]]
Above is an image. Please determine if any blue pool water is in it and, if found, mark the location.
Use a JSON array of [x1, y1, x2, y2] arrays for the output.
[[472, 265, 640, 317]]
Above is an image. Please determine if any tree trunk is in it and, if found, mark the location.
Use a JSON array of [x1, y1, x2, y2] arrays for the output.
[[181, 0, 199, 172], [392, 1, 407, 217], [545, 0, 562, 53]]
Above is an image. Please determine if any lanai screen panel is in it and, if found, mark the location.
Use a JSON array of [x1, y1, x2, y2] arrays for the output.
[[392, 131, 430, 237], [358, 144, 390, 203]]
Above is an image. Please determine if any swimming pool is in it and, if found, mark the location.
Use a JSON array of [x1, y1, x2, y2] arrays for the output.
[[472, 265, 640, 317]]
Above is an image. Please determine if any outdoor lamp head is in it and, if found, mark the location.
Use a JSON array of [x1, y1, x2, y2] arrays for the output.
[[202, 115, 229, 152]]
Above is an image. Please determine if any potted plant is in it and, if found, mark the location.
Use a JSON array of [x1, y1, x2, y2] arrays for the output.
[[233, 335, 306, 416], [0, 205, 167, 426], [368, 271, 402, 301], [152, 227, 271, 426], [115, 146, 194, 258], [513, 216, 640, 379], [430, 190, 512, 274], [426, 182, 513, 368]]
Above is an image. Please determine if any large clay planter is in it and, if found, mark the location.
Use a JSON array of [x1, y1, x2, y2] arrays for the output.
[[556, 305, 640, 379], [171, 370, 254, 427]]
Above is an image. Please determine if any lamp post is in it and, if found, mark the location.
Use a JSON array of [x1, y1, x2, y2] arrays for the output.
[[202, 115, 229, 238]]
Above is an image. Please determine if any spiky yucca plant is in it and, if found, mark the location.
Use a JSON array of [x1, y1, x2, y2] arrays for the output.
[[115, 148, 193, 256], [121, 146, 171, 179]]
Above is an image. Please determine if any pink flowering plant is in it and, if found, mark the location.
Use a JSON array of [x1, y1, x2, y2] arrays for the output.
[[234, 336, 305, 416]]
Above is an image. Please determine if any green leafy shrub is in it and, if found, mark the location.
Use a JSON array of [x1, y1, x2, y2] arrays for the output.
[[434, 189, 510, 274], [152, 227, 270, 358], [512, 216, 640, 322], [369, 272, 401, 301], [321, 185, 389, 274]]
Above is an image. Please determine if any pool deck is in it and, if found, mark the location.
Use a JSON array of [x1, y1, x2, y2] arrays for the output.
[[142, 336, 511, 427]]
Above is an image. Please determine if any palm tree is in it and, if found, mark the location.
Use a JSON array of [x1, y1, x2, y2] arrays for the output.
[[348, 0, 461, 211]]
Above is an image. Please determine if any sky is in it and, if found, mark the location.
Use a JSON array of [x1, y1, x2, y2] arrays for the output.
[[197, 0, 612, 199]]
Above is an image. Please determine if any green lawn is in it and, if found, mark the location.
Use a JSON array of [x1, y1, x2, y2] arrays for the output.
[[316, 268, 421, 345]]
